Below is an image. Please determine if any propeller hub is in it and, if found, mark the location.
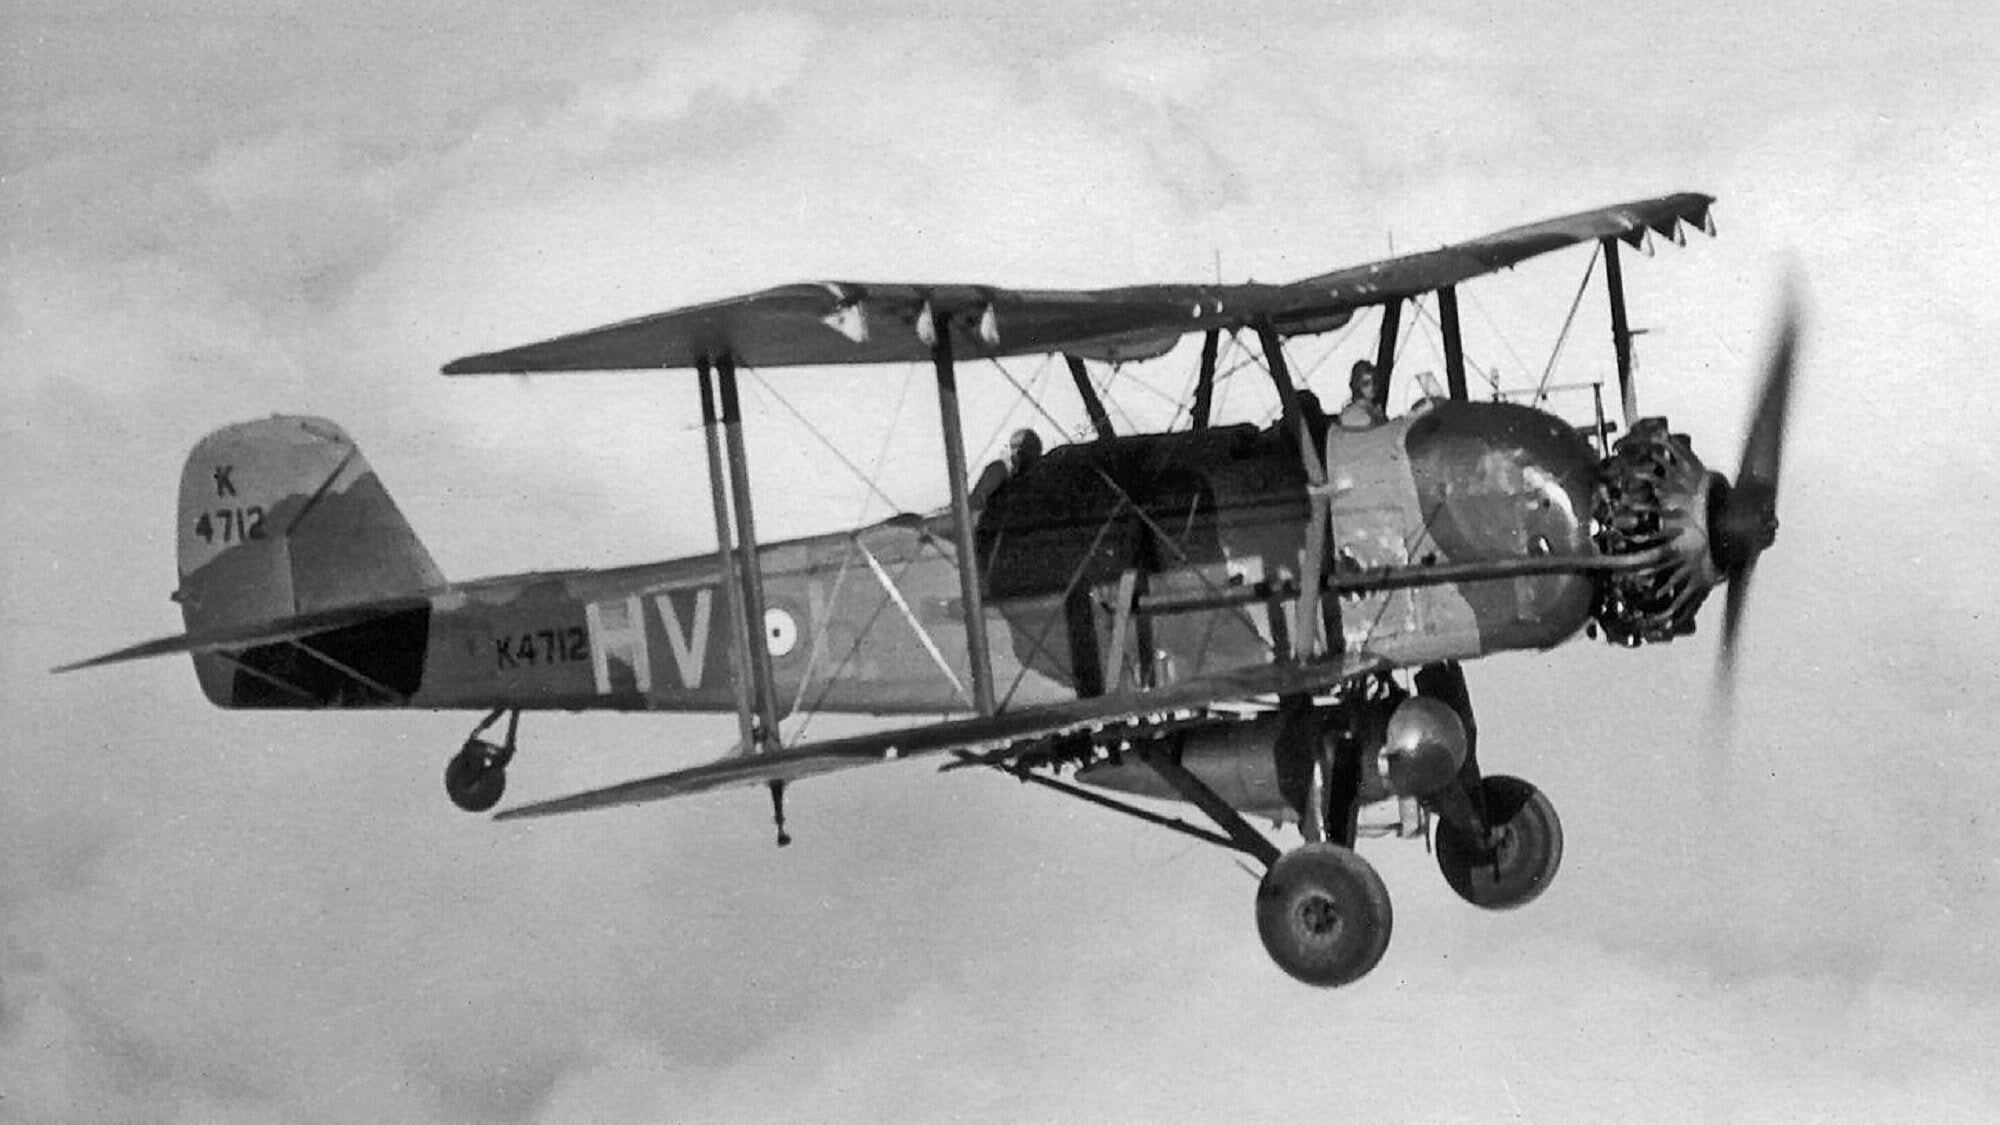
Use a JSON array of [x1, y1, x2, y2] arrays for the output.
[[1708, 476, 1779, 573]]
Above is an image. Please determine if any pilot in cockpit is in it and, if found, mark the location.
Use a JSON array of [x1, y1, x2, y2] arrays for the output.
[[1338, 360, 1388, 429], [970, 427, 1043, 514]]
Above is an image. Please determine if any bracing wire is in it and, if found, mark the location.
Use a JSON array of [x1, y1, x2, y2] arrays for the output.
[[1409, 299, 1503, 396], [989, 356, 1082, 436], [1531, 242, 1601, 406], [853, 365, 917, 523], [747, 367, 903, 512], [1257, 308, 1370, 425], [975, 355, 1054, 462], [1463, 285, 1534, 394], [1095, 363, 1145, 435]]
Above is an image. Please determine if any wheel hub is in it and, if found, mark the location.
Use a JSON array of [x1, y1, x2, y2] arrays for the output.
[[1296, 894, 1343, 938]]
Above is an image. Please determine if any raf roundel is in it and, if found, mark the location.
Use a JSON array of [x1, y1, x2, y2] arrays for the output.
[[764, 607, 799, 657]]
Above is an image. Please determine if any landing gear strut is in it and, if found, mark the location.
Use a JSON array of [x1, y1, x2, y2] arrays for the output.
[[1408, 663, 1565, 910], [446, 708, 518, 813], [1260, 697, 1394, 987], [1142, 696, 1394, 989]]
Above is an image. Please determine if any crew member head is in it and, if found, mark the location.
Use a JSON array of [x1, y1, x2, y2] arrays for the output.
[[1348, 359, 1381, 405], [1007, 428, 1043, 476]]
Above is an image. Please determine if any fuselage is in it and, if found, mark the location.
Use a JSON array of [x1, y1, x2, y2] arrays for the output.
[[200, 401, 1603, 715]]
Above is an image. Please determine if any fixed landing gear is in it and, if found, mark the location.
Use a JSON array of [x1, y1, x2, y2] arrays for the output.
[[1051, 665, 1561, 985], [1140, 699, 1396, 988], [1256, 843, 1393, 987], [1404, 661, 1564, 910], [1433, 774, 1563, 910], [446, 708, 518, 813]]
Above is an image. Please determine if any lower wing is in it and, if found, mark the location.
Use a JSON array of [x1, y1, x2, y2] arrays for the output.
[[494, 653, 1385, 820]]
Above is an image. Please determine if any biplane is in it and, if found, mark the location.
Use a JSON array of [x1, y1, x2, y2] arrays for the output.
[[61, 191, 1800, 988]]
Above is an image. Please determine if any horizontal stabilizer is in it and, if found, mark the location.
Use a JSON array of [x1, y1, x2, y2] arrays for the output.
[[53, 596, 431, 674], [494, 653, 1385, 821]]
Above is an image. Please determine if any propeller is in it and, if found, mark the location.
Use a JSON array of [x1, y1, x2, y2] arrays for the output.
[[1709, 280, 1804, 685]]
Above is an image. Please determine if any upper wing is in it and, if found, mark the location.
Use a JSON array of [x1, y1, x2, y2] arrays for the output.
[[1283, 191, 1714, 305], [441, 281, 1256, 373], [443, 192, 1713, 375], [493, 652, 1386, 821]]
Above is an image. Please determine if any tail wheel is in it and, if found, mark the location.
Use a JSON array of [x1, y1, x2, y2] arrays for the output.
[[1255, 843, 1393, 988], [1435, 775, 1563, 910], [445, 741, 507, 813]]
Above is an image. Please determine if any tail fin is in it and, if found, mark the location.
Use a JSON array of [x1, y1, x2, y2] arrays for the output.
[[177, 416, 443, 705]]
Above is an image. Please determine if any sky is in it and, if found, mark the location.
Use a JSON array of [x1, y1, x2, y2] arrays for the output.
[[4, 1, 1998, 1120]]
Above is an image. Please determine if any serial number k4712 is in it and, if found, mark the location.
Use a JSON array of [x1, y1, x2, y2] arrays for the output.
[[495, 627, 587, 670]]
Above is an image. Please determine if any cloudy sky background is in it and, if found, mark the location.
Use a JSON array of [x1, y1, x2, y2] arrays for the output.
[[5, 1, 1998, 1120]]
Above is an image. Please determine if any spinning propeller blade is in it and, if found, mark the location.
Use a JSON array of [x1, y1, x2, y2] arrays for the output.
[[1712, 278, 1804, 686]]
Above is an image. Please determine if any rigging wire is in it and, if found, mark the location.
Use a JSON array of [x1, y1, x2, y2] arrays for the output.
[[1530, 242, 1601, 406], [1256, 307, 1371, 425], [1408, 298, 1502, 396], [993, 498, 1135, 709], [1463, 284, 1535, 395], [785, 539, 860, 741], [747, 367, 903, 512], [975, 355, 1055, 461], [1165, 344, 1204, 431], [1111, 362, 1204, 413], [795, 542, 922, 730], [989, 356, 1085, 436], [1211, 340, 1257, 422], [853, 364, 918, 523], [784, 366, 925, 742], [1162, 331, 1276, 430], [1095, 363, 1145, 435], [1302, 313, 1365, 386]]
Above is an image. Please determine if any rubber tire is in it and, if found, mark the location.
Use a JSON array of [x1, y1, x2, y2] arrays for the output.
[[445, 747, 507, 813], [1435, 774, 1563, 910], [1255, 843, 1394, 988]]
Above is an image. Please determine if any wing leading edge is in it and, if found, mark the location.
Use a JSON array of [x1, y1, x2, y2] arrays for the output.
[[443, 192, 1713, 376], [493, 653, 1387, 821]]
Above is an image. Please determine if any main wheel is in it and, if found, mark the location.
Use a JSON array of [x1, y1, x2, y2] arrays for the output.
[[1255, 843, 1393, 988], [445, 742, 507, 813], [1434, 774, 1562, 910]]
